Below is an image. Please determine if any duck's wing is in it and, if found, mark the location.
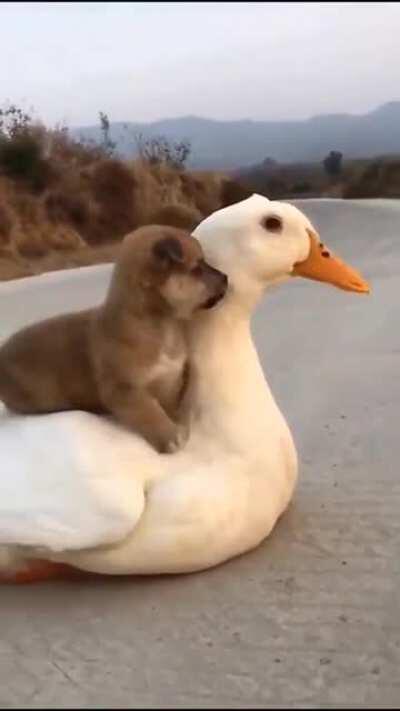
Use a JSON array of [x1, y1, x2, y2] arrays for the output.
[[0, 407, 159, 552]]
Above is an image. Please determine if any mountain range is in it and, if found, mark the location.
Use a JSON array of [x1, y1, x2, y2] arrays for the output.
[[72, 101, 400, 170]]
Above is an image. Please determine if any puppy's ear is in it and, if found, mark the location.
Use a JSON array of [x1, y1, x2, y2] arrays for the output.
[[153, 237, 184, 266]]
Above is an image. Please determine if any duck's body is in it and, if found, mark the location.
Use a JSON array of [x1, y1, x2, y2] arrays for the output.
[[0, 301, 296, 577], [54, 306, 297, 575], [0, 195, 368, 581]]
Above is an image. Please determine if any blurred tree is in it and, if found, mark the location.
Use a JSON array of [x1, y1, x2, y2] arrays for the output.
[[99, 111, 116, 157], [323, 150, 343, 178]]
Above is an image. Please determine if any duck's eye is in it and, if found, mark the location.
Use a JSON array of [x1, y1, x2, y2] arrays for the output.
[[263, 216, 282, 233]]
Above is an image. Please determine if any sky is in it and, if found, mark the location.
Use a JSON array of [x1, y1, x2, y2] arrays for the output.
[[1, 1, 400, 128]]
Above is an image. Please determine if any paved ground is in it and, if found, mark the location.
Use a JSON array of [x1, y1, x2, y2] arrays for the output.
[[0, 199, 399, 708]]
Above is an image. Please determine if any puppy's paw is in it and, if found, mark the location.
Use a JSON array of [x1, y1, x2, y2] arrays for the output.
[[164, 424, 190, 454]]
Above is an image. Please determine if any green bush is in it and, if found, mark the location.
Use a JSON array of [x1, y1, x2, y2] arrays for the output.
[[0, 133, 53, 192]]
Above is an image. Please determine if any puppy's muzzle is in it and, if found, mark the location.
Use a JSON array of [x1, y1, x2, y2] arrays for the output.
[[202, 269, 228, 310]]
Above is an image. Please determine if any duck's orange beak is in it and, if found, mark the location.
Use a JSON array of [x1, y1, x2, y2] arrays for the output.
[[292, 229, 370, 294]]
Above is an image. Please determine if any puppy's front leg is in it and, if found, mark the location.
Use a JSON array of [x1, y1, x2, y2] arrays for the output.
[[102, 382, 187, 453], [176, 360, 196, 428]]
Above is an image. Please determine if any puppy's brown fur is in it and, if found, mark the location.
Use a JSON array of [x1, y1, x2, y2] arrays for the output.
[[0, 225, 227, 453]]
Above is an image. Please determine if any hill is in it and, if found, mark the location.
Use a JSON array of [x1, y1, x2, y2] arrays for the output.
[[73, 102, 400, 170]]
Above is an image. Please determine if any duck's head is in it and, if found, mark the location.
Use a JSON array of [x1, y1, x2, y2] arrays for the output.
[[193, 194, 370, 308]]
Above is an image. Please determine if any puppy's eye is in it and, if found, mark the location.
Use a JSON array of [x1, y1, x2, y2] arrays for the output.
[[263, 215, 283, 233]]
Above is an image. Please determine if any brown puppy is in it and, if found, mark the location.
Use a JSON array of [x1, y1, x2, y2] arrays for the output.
[[0, 225, 227, 453]]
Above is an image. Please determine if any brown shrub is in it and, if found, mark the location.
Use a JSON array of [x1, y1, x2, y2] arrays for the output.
[[9, 194, 59, 259], [10, 194, 48, 258], [129, 160, 185, 224], [381, 160, 400, 196], [0, 201, 13, 246], [220, 178, 253, 208], [45, 224, 85, 252], [180, 172, 212, 215], [88, 159, 137, 243], [343, 161, 383, 199], [148, 203, 203, 231], [0, 255, 32, 281], [180, 171, 227, 216], [47, 125, 107, 168], [126, 162, 232, 228], [12, 191, 40, 223], [16, 232, 48, 259], [45, 189, 90, 230]]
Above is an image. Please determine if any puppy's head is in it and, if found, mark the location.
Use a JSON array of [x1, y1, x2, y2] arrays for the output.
[[118, 225, 228, 319]]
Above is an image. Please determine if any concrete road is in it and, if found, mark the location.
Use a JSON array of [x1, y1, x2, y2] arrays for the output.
[[0, 199, 399, 708]]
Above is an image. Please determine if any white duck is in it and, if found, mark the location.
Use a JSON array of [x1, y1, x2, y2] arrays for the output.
[[0, 195, 369, 582]]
